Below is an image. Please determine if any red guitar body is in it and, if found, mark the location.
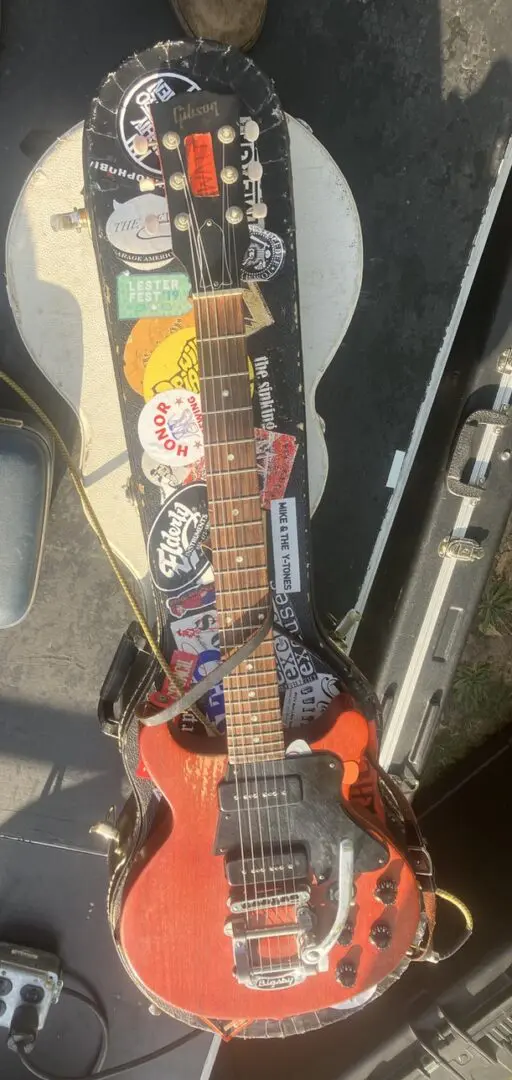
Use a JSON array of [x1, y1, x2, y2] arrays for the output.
[[119, 699, 422, 1024]]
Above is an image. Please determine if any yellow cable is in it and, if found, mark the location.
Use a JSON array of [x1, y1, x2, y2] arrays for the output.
[[0, 371, 217, 734], [435, 887, 474, 932]]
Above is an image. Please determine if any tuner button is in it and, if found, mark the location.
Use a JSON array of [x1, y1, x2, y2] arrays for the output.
[[144, 214, 159, 236], [226, 206, 244, 225], [221, 165, 238, 185], [174, 213, 190, 232], [336, 961, 357, 988], [244, 119, 260, 143], [251, 202, 267, 220], [218, 125, 236, 145], [247, 160, 263, 182], [374, 878, 398, 906], [139, 177, 156, 192], [170, 172, 186, 190], [162, 131, 180, 150], [370, 922, 392, 950], [133, 135, 150, 156], [337, 920, 354, 947]]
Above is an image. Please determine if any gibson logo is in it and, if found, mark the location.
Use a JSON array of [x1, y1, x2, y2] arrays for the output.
[[173, 100, 220, 129]]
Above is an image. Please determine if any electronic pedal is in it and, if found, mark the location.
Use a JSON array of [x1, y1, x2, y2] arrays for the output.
[[0, 943, 62, 1052]]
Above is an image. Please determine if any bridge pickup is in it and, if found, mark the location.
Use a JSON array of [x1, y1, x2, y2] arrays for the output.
[[225, 849, 308, 887], [218, 773, 303, 813]]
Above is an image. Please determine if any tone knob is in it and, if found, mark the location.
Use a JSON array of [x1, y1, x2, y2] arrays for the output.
[[370, 922, 392, 950], [374, 878, 398, 906], [337, 920, 354, 947], [336, 961, 357, 988]]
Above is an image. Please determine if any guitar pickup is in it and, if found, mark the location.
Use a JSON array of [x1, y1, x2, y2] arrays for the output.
[[225, 849, 308, 887], [218, 773, 303, 813]]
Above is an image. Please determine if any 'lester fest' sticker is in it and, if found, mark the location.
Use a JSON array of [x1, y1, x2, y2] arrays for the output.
[[106, 193, 174, 270], [138, 389, 204, 467]]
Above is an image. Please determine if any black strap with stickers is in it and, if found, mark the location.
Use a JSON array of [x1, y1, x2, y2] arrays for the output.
[[84, 39, 377, 747]]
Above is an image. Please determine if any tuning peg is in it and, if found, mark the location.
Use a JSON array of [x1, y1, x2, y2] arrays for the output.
[[220, 165, 238, 185], [247, 160, 263, 182], [226, 206, 244, 225], [139, 177, 156, 192], [218, 125, 236, 145], [133, 135, 150, 156], [169, 172, 186, 191], [50, 207, 89, 233], [162, 131, 180, 150], [251, 202, 267, 220], [244, 119, 260, 143], [174, 213, 190, 231]]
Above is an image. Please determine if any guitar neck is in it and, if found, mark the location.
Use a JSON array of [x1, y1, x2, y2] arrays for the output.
[[194, 290, 284, 765]]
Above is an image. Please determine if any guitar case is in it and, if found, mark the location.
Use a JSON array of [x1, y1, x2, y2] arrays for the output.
[[83, 40, 421, 1038]]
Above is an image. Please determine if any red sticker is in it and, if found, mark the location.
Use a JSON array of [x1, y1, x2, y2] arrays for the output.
[[255, 429, 298, 509], [184, 133, 219, 197], [137, 650, 198, 777]]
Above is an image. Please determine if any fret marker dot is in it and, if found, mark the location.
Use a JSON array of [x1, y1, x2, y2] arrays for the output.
[[246, 663, 253, 671], [258, 613, 264, 620], [253, 735, 261, 743], [232, 508, 239, 517], [251, 715, 259, 723], [222, 389, 230, 397], [248, 691, 256, 698], [236, 555, 244, 564], [227, 453, 235, 461], [226, 616, 233, 625]]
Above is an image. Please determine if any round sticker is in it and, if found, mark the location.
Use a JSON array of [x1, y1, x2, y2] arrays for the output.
[[242, 224, 286, 282], [117, 70, 200, 175], [124, 311, 196, 396], [106, 193, 174, 269], [143, 326, 255, 401], [138, 389, 204, 466]]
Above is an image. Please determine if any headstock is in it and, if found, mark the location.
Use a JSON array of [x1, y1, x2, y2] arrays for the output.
[[150, 91, 251, 293]]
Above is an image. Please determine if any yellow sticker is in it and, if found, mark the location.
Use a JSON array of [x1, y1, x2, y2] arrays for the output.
[[143, 327, 254, 401], [124, 312, 195, 396]]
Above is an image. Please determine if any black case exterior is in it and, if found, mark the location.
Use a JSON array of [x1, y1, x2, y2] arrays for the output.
[[353, 227, 512, 787]]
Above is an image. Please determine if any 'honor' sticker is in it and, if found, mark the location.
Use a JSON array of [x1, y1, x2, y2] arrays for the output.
[[138, 389, 204, 466], [106, 193, 174, 269]]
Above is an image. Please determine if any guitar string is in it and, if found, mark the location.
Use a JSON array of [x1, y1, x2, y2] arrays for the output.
[[176, 138, 260, 925], [222, 161, 277, 968], [226, 165, 291, 975]]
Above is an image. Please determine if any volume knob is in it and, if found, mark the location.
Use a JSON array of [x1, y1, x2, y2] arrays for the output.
[[336, 961, 357, 988], [370, 922, 392, 950]]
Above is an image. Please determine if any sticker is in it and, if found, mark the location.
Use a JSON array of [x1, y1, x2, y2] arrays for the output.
[[273, 592, 301, 635], [140, 453, 191, 501], [255, 429, 298, 508], [138, 389, 204, 466], [184, 132, 219, 197], [118, 70, 200, 175], [242, 225, 285, 283], [282, 674, 339, 727], [147, 650, 196, 710], [166, 584, 216, 619], [88, 160, 147, 184], [117, 274, 191, 321], [270, 498, 300, 595], [274, 632, 317, 689], [171, 608, 219, 655], [243, 282, 274, 337], [193, 649, 225, 731], [124, 312, 195, 395], [148, 482, 211, 595], [106, 194, 174, 269], [253, 355, 276, 430], [143, 327, 255, 401]]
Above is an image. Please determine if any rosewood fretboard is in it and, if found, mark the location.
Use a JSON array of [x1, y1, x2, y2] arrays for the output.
[[194, 291, 284, 766]]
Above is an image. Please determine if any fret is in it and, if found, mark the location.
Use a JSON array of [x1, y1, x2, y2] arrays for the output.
[[209, 466, 257, 476], [197, 333, 245, 343], [202, 372, 249, 382], [209, 494, 260, 503], [207, 406, 253, 415]]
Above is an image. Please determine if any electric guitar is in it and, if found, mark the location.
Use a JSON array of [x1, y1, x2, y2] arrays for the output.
[[111, 88, 425, 1031]]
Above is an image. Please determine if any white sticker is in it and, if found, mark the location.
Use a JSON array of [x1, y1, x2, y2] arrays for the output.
[[138, 390, 204, 466], [106, 194, 173, 269], [282, 674, 339, 727], [141, 453, 182, 500], [270, 498, 300, 594], [118, 71, 200, 175], [171, 609, 219, 656]]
